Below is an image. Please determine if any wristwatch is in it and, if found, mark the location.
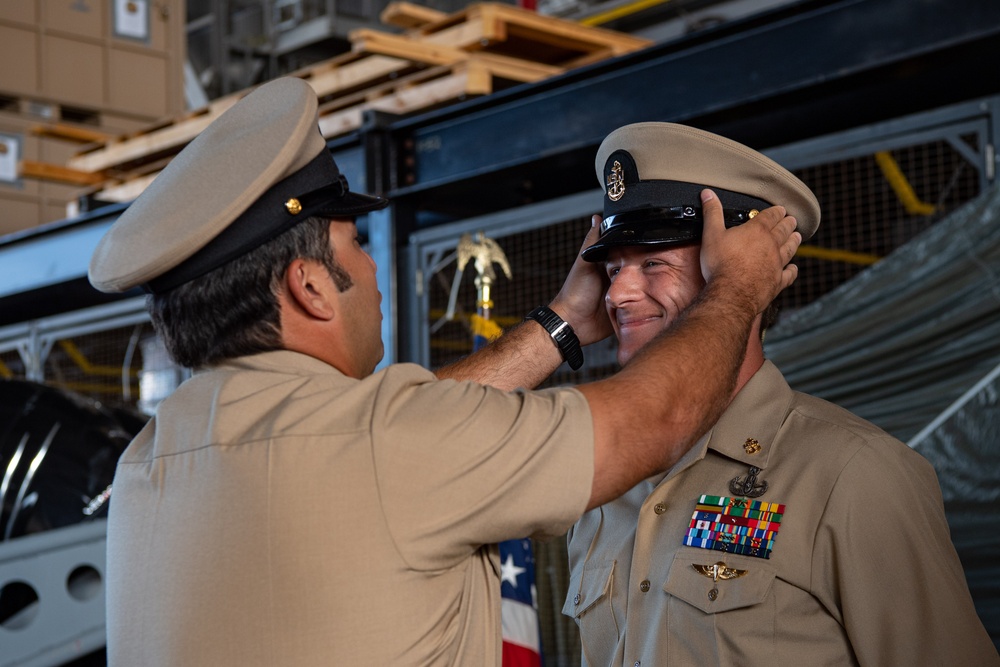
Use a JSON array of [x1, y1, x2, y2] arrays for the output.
[[525, 306, 584, 370]]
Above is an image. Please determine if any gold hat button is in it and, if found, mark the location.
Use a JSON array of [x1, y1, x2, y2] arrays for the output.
[[285, 197, 303, 215]]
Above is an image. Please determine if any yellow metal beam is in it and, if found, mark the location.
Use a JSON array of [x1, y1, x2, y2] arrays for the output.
[[874, 151, 936, 216], [57, 340, 138, 378], [796, 244, 880, 266], [580, 0, 673, 27]]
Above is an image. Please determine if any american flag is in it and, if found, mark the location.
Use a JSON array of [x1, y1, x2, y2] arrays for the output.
[[499, 538, 543, 666]]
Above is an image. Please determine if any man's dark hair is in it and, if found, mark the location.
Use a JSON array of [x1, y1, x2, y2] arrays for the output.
[[149, 216, 352, 368]]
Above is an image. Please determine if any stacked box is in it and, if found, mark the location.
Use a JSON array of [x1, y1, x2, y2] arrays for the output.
[[0, 0, 186, 235]]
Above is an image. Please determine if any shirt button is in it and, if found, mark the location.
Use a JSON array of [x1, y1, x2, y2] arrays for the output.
[[639, 580, 650, 592], [573, 594, 580, 605], [653, 503, 667, 514], [634, 661, 641, 667]]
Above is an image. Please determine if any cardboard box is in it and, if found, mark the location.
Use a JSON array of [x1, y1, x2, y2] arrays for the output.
[[42, 35, 105, 109], [126, 0, 177, 54], [0, 191, 43, 236], [39, 133, 87, 201], [108, 47, 167, 118], [2, 0, 183, 127], [0, 24, 40, 97], [44, 0, 104, 41], [0, 2, 38, 26]]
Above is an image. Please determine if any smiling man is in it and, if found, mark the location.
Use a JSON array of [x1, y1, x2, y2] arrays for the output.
[[563, 122, 998, 667]]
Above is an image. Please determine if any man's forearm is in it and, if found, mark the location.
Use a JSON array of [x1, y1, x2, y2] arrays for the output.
[[434, 318, 565, 391]]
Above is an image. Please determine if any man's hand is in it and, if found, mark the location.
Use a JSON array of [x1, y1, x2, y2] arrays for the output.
[[549, 215, 615, 346], [700, 188, 801, 314]]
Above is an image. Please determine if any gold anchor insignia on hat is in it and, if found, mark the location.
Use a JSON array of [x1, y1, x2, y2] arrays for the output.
[[284, 197, 303, 215], [693, 561, 747, 601], [607, 160, 625, 201]]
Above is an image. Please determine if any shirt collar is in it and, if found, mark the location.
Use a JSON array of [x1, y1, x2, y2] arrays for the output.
[[206, 349, 347, 377], [702, 360, 794, 469]]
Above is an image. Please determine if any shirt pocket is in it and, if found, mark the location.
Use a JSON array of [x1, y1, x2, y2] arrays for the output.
[[563, 561, 620, 663], [664, 551, 776, 614]]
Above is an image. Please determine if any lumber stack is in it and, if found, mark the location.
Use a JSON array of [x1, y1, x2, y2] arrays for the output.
[[24, 2, 650, 206]]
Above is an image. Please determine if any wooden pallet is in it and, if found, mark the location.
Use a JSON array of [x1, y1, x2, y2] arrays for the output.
[[47, 2, 650, 200], [382, 2, 650, 66], [0, 93, 107, 127]]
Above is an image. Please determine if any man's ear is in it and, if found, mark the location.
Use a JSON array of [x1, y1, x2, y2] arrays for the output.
[[284, 258, 336, 321]]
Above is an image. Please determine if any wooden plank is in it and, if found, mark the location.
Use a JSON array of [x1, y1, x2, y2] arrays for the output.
[[463, 62, 497, 97], [373, 67, 489, 113], [316, 71, 474, 137], [29, 123, 114, 145], [483, 4, 650, 54], [316, 68, 484, 139], [19, 160, 106, 185], [67, 96, 241, 173], [67, 108, 219, 173], [379, 2, 448, 29], [349, 29, 469, 67], [302, 54, 416, 101], [316, 107, 366, 139], [317, 66, 455, 115], [471, 52, 563, 82], [414, 2, 650, 59], [416, 16, 487, 50]]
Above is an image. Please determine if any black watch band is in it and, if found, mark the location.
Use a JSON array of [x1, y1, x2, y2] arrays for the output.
[[525, 306, 584, 370]]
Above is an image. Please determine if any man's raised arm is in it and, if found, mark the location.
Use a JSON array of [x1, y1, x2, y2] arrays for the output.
[[439, 189, 800, 509]]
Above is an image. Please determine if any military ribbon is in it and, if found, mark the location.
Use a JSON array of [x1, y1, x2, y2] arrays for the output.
[[683, 494, 786, 559]]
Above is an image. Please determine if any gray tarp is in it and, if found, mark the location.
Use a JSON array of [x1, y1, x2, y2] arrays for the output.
[[765, 181, 1000, 649]]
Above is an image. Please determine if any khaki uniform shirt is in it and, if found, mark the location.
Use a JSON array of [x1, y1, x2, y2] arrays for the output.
[[107, 350, 594, 666], [565, 361, 997, 667]]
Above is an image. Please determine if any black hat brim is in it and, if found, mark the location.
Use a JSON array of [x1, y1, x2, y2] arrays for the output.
[[582, 216, 701, 262]]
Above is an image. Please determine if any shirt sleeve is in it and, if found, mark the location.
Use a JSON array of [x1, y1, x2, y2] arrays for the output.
[[368, 364, 595, 572], [812, 437, 999, 666]]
